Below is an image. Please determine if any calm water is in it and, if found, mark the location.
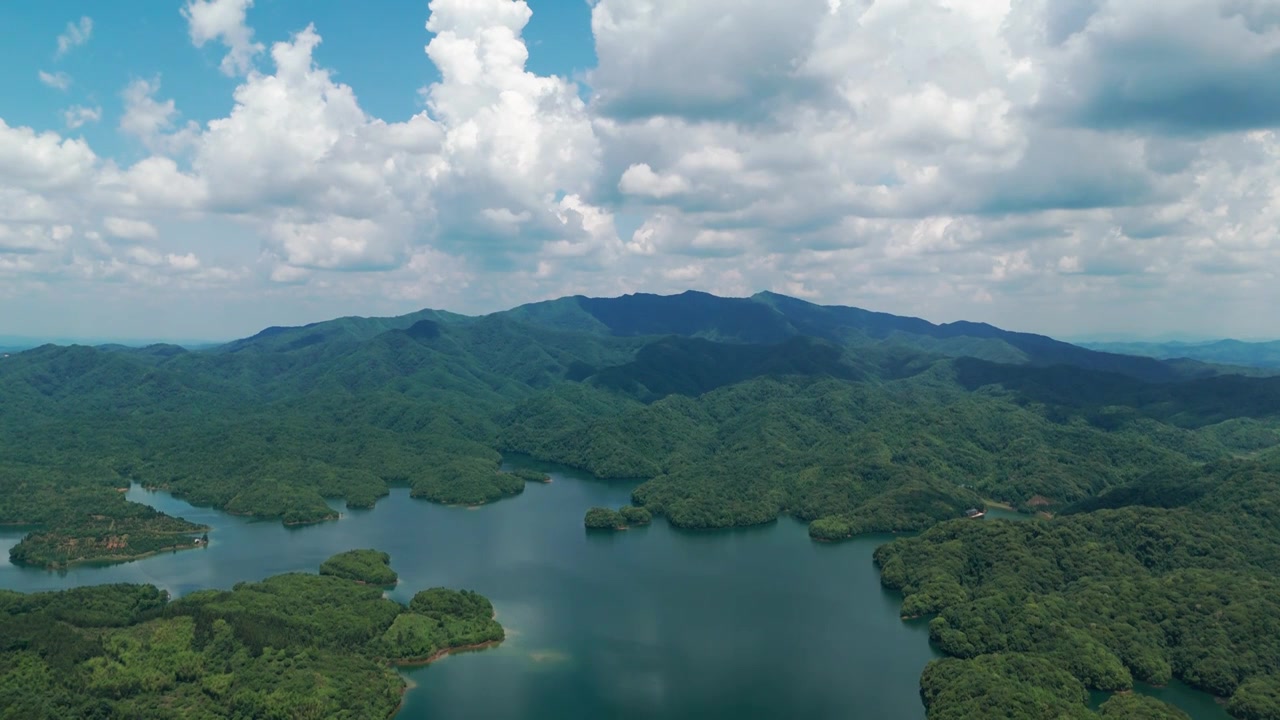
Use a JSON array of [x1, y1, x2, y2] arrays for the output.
[[0, 461, 1229, 719]]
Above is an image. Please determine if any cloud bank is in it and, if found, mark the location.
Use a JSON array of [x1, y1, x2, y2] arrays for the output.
[[3, 0, 1280, 339]]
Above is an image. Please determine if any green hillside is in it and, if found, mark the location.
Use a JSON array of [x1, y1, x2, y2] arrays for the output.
[[4, 290, 1280, 717], [0, 553, 501, 718], [3, 291, 1279, 565], [877, 458, 1280, 717]]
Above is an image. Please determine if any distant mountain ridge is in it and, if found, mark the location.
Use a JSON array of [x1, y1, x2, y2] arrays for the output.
[[1083, 338, 1280, 369], [202, 290, 1235, 383]]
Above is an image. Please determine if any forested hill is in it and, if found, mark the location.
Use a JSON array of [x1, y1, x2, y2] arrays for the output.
[[4, 289, 1279, 551], [6, 290, 1280, 717], [500, 290, 1206, 381], [203, 290, 1225, 381]]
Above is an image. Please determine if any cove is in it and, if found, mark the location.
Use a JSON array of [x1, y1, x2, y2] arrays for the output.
[[0, 459, 1230, 720]]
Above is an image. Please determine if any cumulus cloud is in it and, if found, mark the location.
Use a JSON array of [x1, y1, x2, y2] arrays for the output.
[[124, 246, 202, 271], [120, 79, 199, 153], [183, 0, 264, 75], [55, 17, 93, 58], [1021, 0, 1280, 134], [420, 0, 601, 255], [0, 224, 69, 254], [0, 119, 97, 191], [103, 217, 160, 241], [64, 105, 101, 130], [267, 216, 401, 271], [38, 71, 71, 90], [7, 0, 1280, 338], [619, 164, 690, 198], [590, 0, 831, 120]]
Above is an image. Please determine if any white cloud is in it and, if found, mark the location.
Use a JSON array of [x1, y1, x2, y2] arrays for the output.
[[64, 105, 101, 130], [125, 245, 164, 266], [103, 217, 159, 241], [168, 252, 201, 271], [38, 71, 71, 90], [420, 0, 600, 254], [590, 0, 830, 120], [0, 224, 69, 254], [183, 0, 264, 76], [193, 25, 376, 214], [120, 79, 199, 153], [0, 119, 97, 191], [55, 17, 93, 58], [102, 156, 209, 211], [7, 0, 1280, 338], [267, 216, 400, 270], [619, 163, 689, 198], [269, 263, 310, 284]]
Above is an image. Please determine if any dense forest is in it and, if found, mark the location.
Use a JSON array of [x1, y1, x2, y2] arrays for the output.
[[3, 480, 208, 569], [0, 552, 501, 718], [318, 549, 399, 586], [583, 505, 651, 530], [876, 458, 1280, 717], [4, 290, 1280, 717]]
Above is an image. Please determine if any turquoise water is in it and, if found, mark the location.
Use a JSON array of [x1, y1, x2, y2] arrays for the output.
[[0, 460, 1229, 719]]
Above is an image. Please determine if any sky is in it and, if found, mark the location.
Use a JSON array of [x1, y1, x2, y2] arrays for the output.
[[2, 0, 1280, 342]]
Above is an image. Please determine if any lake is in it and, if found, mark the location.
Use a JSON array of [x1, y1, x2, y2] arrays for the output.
[[0, 459, 1230, 719]]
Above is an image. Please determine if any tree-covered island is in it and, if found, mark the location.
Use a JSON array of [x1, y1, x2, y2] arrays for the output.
[[0, 551, 502, 718], [584, 505, 650, 529], [319, 549, 399, 585], [5, 484, 209, 569]]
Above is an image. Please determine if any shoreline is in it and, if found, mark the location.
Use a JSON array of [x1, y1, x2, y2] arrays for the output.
[[391, 639, 502, 669], [135, 485, 338, 527], [386, 639, 503, 718], [222, 508, 339, 526], [18, 539, 205, 570]]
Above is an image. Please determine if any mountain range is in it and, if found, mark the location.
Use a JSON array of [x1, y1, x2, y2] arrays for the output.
[[4, 289, 1277, 536], [1083, 338, 1280, 369]]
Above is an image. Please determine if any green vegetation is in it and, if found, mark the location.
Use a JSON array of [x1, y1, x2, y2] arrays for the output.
[[384, 588, 503, 661], [1229, 675, 1280, 720], [1098, 695, 1191, 720], [507, 467, 552, 483], [4, 483, 208, 569], [6, 291, 1280, 717], [919, 654, 1093, 720], [919, 654, 1195, 720], [319, 549, 398, 585], [0, 552, 501, 719], [407, 454, 525, 505], [620, 505, 651, 525], [584, 507, 625, 530], [224, 478, 337, 524], [585, 506, 652, 529], [875, 458, 1280, 716]]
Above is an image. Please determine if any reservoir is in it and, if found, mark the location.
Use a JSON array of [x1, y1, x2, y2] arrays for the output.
[[0, 459, 1228, 719]]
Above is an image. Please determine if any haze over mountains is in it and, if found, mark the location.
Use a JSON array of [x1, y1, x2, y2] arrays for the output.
[[1083, 339, 1280, 370], [10, 292, 1278, 384]]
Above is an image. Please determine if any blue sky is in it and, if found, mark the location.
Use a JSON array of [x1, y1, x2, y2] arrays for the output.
[[3, 1, 595, 161], [2, 0, 1279, 342]]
